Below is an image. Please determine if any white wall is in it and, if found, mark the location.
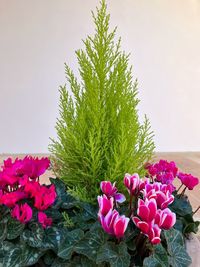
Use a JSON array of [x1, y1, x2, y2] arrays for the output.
[[0, 0, 200, 153]]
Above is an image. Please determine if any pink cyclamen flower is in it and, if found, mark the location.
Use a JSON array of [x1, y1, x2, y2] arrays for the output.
[[0, 191, 28, 208], [146, 160, 178, 185], [99, 209, 129, 238], [100, 181, 126, 203], [34, 184, 57, 211], [124, 173, 140, 195], [155, 208, 176, 230], [148, 224, 161, 245], [38, 212, 52, 228], [132, 198, 157, 234], [17, 156, 50, 179], [178, 172, 199, 190], [98, 195, 114, 217], [143, 182, 174, 210], [11, 203, 32, 224]]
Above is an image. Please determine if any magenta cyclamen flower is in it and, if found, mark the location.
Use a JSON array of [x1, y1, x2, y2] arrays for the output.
[[178, 172, 199, 190], [34, 185, 57, 211], [11, 203, 32, 224], [143, 182, 174, 210], [100, 181, 126, 203], [38, 212, 52, 229], [99, 209, 129, 238], [98, 195, 114, 217], [132, 198, 163, 245], [124, 173, 140, 195], [146, 160, 178, 185], [132, 198, 157, 234], [155, 208, 176, 230]]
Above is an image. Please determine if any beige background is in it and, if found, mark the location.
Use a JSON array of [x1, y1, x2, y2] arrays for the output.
[[1, 0, 200, 153]]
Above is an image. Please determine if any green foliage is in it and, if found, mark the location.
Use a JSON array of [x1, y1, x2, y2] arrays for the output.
[[170, 194, 200, 235], [0, 178, 194, 267], [49, 0, 154, 202]]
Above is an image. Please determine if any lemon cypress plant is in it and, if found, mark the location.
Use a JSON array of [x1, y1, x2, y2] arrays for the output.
[[49, 0, 154, 202]]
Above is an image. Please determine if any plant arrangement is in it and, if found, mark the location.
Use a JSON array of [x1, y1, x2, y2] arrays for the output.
[[49, 0, 154, 203], [0, 156, 199, 267], [2, 1, 199, 267]]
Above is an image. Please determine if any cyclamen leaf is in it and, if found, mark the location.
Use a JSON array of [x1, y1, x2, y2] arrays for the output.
[[42, 227, 67, 252], [164, 228, 184, 247], [170, 197, 192, 216], [0, 219, 7, 242], [143, 255, 163, 267], [21, 245, 44, 266], [6, 217, 24, 240], [96, 242, 131, 267], [154, 244, 169, 267], [1, 242, 22, 267], [75, 227, 107, 261], [164, 228, 192, 267], [58, 229, 84, 260], [168, 243, 192, 267], [21, 226, 44, 248]]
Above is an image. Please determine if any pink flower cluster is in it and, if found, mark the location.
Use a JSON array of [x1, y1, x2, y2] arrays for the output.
[[98, 181, 129, 239], [146, 159, 178, 186], [0, 156, 56, 228], [124, 173, 176, 244], [146, 159, 199, 191]]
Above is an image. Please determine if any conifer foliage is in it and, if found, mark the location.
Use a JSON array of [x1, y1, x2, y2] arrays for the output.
[[49, 0, 155, 202]]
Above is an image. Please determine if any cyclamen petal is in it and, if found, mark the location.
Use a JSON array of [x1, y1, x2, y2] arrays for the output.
[[114, 193, 126, 203], [178, 172, 199, 190], [98, 195, 114, 217], [113, 215, 130, 238], [38, 212, 52, 228], [12, 203, 32, 224]]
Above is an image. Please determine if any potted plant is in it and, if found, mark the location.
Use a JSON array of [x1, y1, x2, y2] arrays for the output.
[[0, 1, 199, 266]]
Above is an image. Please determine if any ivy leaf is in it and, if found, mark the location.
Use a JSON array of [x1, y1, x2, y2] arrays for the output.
[[96, 242, 131, 267], [58, 229, 84, 260], [75, 226, 107, 261], [6, 217, 24, 240]]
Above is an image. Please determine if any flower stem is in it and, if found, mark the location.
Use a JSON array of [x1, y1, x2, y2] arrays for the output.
[[129, 194, 133, 210], [177, 183, 183, 193], [178, 186, 187, 198], [193, 206, 200, 215]]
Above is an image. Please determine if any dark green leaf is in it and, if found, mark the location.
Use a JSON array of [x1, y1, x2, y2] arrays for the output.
[[184, 221, 200, 234], [164, 228, 184, 247], [21, 225, 44, 248], [168, 243, 192, 267], [143, 255, 163, 267], [170, 197, 192, 216], [7, 217, 24, 240], [154, 244, 169, 267], [21, 245, 44, 266], [42, 227, 67, 252], [75, 226, 107, 261], [58, 229, 84, 260], [97, 242, 131, 267], [0, 218, 7, 241]]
